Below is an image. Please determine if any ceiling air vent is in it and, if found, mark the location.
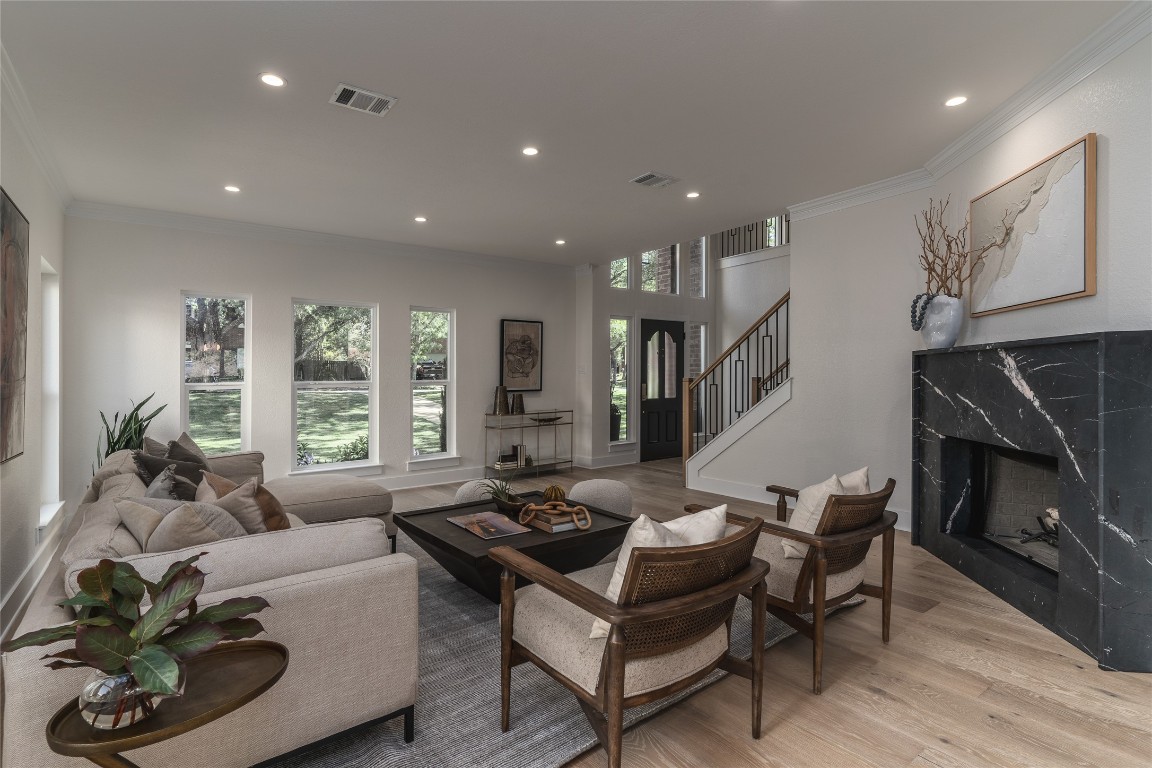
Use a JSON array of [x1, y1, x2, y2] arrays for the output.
[[630, 171, 680, 189], [329, 83, 398, 116]]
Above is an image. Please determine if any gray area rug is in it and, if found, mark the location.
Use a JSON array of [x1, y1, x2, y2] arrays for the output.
[[266, 534, 859, 768]]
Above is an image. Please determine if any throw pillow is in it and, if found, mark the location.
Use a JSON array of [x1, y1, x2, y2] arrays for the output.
[[143, 464, 179, 499], [114, 498, 248, 552], [143, 436, 168, 457], [590, 515, 686, 639], [663, 504, 728, 544], [197, 471, 291, 534], [782, 475, 845, 559], [839, 466, 871, 496], [166, 438, 208, 467], [134, 451, 206, 489], [170, 431, 208, 460]]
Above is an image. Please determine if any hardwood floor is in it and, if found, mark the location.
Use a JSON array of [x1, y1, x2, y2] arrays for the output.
[[390, 460, 1152, 768]]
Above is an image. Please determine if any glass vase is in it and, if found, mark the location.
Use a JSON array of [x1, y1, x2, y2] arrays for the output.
[[79, 668, 184, 729]]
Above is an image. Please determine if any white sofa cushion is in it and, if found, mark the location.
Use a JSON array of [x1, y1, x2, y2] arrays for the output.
[[783, 475, 844, 559]]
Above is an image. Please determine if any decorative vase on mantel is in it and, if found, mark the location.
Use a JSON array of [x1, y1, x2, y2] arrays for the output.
[[917, 294, 963, 350]]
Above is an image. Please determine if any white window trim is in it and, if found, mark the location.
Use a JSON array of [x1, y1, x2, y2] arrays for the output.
[[291, 299, 378, 469], [181, 292, 251, 452], [609, 256, 631, 291], [609, 314, 635, 446], [410, 306, 455, 460]]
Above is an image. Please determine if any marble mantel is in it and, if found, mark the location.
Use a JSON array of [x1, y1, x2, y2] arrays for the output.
[[912, 332, 1151, 672]]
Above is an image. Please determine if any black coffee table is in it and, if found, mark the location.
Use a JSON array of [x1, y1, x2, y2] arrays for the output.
[[396, 492, 633, 602]]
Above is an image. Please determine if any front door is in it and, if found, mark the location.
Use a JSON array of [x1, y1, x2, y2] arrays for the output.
[[640, 319, 684, 461]]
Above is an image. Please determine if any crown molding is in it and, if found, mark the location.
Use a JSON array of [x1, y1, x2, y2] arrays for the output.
[[64, 200, 573, 275], [788, 169, 933, 222], [925, 2, 1151, 179], [0, 45, 72, 205]]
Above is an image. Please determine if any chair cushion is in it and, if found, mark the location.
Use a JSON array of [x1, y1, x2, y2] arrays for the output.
[[756, 532, 866, 604], [783, 475, 845, 559], [263, 475, 393, 525], [513, 562, 729, 697]]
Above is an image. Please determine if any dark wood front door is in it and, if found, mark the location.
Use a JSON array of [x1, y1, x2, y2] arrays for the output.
[[640, 319, 684, 461]]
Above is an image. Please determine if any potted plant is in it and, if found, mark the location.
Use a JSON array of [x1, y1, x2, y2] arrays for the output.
[[1, 553, 269, 729], [480, 474, 526, 516], [94, 393, 166, 471], [910, 197, 988, 349]]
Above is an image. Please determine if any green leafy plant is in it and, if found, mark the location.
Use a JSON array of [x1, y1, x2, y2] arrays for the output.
[[334, 434, 370, 463], [95, 393, 166, 469], [480, 471, 522, 503], [1, 554, 269, 697]]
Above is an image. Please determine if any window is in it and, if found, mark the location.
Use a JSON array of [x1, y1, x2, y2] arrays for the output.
[[184, 295, 247, 453], [609, 317, 631, 442], [411, 308, 453, 457], [293, 302, 374, 466], [640, 246, 678, 294], [688, 321, 707, 379], [766, 214, 789, 248], [609, 257, 630, 289], [687, 237, 705, 298]]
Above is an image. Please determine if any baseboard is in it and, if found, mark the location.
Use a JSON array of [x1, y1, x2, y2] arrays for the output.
[[1, 503, 74, 639], [380, 465, 485, 490], [575, 452, 639, 470]]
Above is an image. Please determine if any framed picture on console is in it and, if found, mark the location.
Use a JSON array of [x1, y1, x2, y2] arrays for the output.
[[1, 187, 29, 464], [500, 319, 542, 392], [969, 133, 1096, 317]]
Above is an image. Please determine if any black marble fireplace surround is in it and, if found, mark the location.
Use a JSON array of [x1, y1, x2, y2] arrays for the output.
[[913, 332, 1151, 671]]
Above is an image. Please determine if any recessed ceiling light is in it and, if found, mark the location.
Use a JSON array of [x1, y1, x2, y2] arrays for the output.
[[224, 185, 241, 193], [686, 192, 700, 199], [555, 240, 566, 245], [260, 73, 286, 87], [414, 216, 427, 223], [945, 96, 967, 107], [522, 147, 539, 156]]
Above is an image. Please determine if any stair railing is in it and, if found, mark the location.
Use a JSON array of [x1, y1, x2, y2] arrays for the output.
[[682, 292, 790, 469]]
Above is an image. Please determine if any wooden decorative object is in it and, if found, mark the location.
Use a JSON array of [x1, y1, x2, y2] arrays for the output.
[[519, 501, 592, 530]]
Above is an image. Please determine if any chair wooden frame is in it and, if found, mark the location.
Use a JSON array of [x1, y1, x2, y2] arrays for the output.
[[490, 517, 770, 768]]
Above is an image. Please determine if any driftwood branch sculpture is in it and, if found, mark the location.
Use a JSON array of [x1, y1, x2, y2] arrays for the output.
[[915, 196, 987, 299]]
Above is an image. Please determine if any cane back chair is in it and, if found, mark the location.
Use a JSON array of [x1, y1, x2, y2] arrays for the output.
[[490, 516, 770, 768]]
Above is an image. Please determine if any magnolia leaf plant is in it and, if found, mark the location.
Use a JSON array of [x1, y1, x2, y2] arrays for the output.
[[1, 554, 269, 696]]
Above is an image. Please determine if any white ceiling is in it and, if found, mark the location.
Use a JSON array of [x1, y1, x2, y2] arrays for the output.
[[1, 1, 1126, 265]]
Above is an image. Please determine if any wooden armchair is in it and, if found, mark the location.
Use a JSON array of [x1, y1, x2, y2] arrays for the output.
[[686, 478, 896, 694], [490, 517, 770, 768]]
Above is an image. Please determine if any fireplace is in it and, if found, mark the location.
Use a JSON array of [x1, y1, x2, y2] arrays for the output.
[[942, 441, 1060, 574], [913, 332, 1152, 672]]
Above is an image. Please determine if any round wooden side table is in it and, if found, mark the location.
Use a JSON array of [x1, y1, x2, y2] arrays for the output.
[[46, 640, 289, 768]]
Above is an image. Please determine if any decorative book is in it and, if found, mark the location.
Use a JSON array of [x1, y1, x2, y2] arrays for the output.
[[447, 511, 531, 540]]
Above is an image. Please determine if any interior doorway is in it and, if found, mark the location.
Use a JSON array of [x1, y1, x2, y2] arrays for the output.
[[639, 319, 684, 461]]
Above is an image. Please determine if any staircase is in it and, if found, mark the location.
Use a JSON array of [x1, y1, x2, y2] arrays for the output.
[[682, 292, 790, 473]]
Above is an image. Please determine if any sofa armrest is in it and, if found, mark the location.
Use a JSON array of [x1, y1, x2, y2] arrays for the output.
[[3, 553, 418, 768], [205, 451, 265, 485], [64, 518, 391, 598]]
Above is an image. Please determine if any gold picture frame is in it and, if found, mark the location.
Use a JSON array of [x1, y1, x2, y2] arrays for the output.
[[969, 133, 1096, 317]]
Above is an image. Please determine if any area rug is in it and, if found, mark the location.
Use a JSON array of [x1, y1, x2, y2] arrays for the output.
[[265, 534, 860, 768]]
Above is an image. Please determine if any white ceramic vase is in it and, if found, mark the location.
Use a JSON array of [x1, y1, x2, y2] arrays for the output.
[[920, 295, 963, 349]]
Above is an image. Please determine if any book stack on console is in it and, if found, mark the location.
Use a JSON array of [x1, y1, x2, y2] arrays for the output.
[[524, 510, 579, 533]]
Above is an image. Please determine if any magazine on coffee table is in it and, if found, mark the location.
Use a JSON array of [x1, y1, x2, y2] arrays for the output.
[[447, 510, 531, 540]]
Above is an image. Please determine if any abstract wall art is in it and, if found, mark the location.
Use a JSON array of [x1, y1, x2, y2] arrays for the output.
[[500, 319, 542, 392], [969, 134, 1096, 317], [1, 187, 30, 463]]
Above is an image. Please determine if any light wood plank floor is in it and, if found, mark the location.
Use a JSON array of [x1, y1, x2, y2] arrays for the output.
[[391, 460, 1152, 768]]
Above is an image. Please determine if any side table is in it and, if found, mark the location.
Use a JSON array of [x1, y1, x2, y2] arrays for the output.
[[46, 640, 289, 768]]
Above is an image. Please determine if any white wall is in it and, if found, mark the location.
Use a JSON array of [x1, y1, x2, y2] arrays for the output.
[[0, 88, 66, 629], [715, 245, 790, 349], [59, 212, 577, 504], [697, 31, 1151, 529]]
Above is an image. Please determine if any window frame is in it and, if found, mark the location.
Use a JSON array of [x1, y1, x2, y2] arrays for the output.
[[409, 306, 456, 461], [609, 256, 631, 290], [609, 315, 634, 445], [640, 245, 680, 295], [181, 292, 251, 453], [291, 298, 378, 469], [687, 237, 707, 299]]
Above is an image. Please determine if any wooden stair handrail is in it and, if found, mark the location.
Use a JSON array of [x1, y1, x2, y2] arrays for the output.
[[688, 291, 790, 390]]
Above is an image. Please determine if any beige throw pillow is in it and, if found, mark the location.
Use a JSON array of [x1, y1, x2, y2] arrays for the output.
[[115, 498, 247, 552], [663, 504, 728, 544], [198, 472, 290, 534], [782, 475, 845, 559], [839, 466, 871, 496], [591, 515, 685, 639]]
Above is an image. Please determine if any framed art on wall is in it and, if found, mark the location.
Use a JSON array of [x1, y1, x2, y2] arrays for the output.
[[500, 319, 542, 392], [1, 186, 30, 463], [969, 133, 1096, 317]]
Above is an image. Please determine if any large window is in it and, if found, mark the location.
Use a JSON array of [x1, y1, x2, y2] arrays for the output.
[[609, 257, 630, 289], [411, 308, 453, 457], [640, 246, 678, 294], [687, 238, 705, 298], [293, 302, 374, 466], [609, 317, 631, 442], [184, 295, 247, 453], [688, 321, 708, 379]]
